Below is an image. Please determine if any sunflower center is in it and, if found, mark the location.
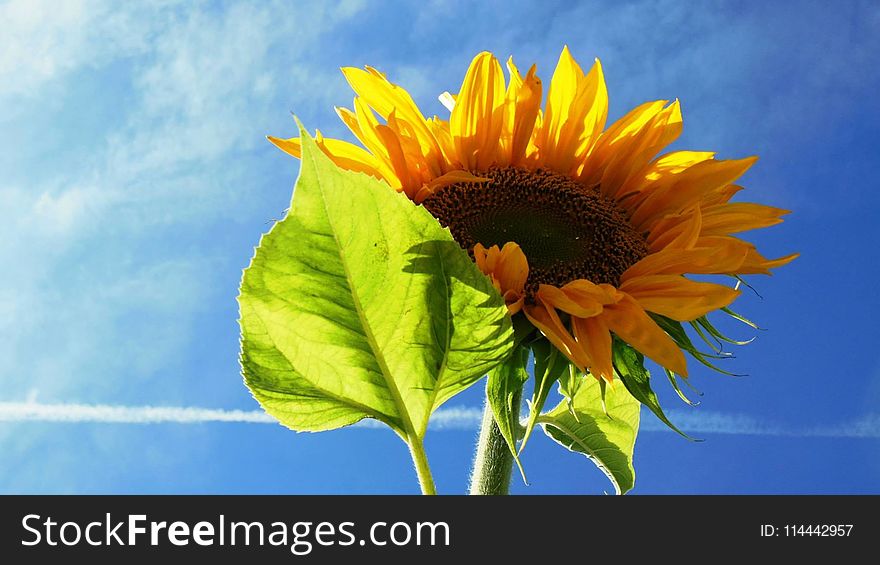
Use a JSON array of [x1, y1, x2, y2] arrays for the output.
[[422, 167, 648, 294]]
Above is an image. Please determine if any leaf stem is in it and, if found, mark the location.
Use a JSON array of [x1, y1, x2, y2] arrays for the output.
[[408, 436, 437, 495], [468, 384, 522, 495]]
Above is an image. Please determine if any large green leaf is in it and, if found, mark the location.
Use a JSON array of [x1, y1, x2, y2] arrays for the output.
[[238, 128, 513, 441], [538, 378, 640, 495], [486, 344, 529, 481]]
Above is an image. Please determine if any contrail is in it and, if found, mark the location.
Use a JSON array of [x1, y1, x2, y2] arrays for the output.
[[0, 402, 275, 424], [0, 401, 482, 430], [640, 410, 788, 436], [0, 401, 876, 438]]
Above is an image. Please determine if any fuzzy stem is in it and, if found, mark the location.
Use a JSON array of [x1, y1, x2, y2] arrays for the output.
[[468, 384, 522, 495], [408, 436, 437, 495]]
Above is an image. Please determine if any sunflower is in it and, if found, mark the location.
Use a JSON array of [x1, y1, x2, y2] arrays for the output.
[[269, 47, 797, 383]]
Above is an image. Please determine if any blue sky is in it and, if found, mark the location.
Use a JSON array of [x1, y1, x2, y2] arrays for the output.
[[1, 0, 878, 494]]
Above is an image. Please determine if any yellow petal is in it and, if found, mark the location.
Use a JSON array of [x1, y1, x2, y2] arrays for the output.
[[352, 98, 391, 159], [574, 58, 608, 164], [374, 124, 413, 195], [335, 105, 363, 141], [537, 284, 604, 318], [417, 170, 490, 202], [577, 100, 667, 187], [495, 242, 529, 294], [622, 243, 749, 280], [701, 183, 743, 206], [561, 279, 619, 305], [620, 275, 741, 321], [630, 156, 758, 229], [428, 116, 458, 168], [450, 52, 506, 170], [600, 294, 688, 376], [539, 48, 607, 175], [572, 315, 614, 383], [538, 46, 583, 171], [699, 202, 790, 236], [386, 109, 434, 181], [473, 242, 529, 312], [736, 248, 800, 275], [341, 65, 442, 164], [267, 135, 303, 158], [601, 100, 683, 198], [524, 302, 590, 371], [620, 150, 717, 205], [315, 137, 389, 180], [473, 242, 498, 280], [649, 150, 717, 177], [504, 294, 525, 315], [268, 134, 388, 181], [506, 62, 542, 167], [646, 206, 702, 252]]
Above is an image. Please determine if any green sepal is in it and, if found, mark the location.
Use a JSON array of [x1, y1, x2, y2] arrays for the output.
[[612, 338, 698, 441], [519, 338, 571, 454], [486, 344, 529, 483], [651, 314, 744, 376]]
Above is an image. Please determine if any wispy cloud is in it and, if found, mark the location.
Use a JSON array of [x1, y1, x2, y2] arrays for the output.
[[640, 410, 788, 436], [0, 401, 274, 424], [0, 0, 153, 99], [0, 401, 482, 431], [2, 402, 877, 438], [0, 0, 368, 404]]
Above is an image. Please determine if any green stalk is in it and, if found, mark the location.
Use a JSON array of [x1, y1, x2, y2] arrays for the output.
[[408, 436, 437, 495], [468, 385, 522, 495]]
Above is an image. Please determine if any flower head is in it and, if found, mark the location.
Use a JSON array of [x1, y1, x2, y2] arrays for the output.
[[269, 47, 796, 382]]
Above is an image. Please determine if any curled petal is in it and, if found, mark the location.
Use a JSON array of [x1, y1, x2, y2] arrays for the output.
[[572, 316, 614, 383], [537, 284, 604, 318], [524, 302, 590, 370], [473, 242, 528, 314]]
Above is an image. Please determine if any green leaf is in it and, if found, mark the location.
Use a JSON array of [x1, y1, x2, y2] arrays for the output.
[[238, 127, 513, 441], [486, 344, 529, 482], [538, 378, 640, 495], [612, 339, 697, 440], [519, 339, 570, 453]]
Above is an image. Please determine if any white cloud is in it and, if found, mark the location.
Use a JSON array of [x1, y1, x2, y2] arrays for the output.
[[32, 186, 108, 236], [640, 410, 786, 436], [0, 1, 368, 404], [0, 0, 164, 99]]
